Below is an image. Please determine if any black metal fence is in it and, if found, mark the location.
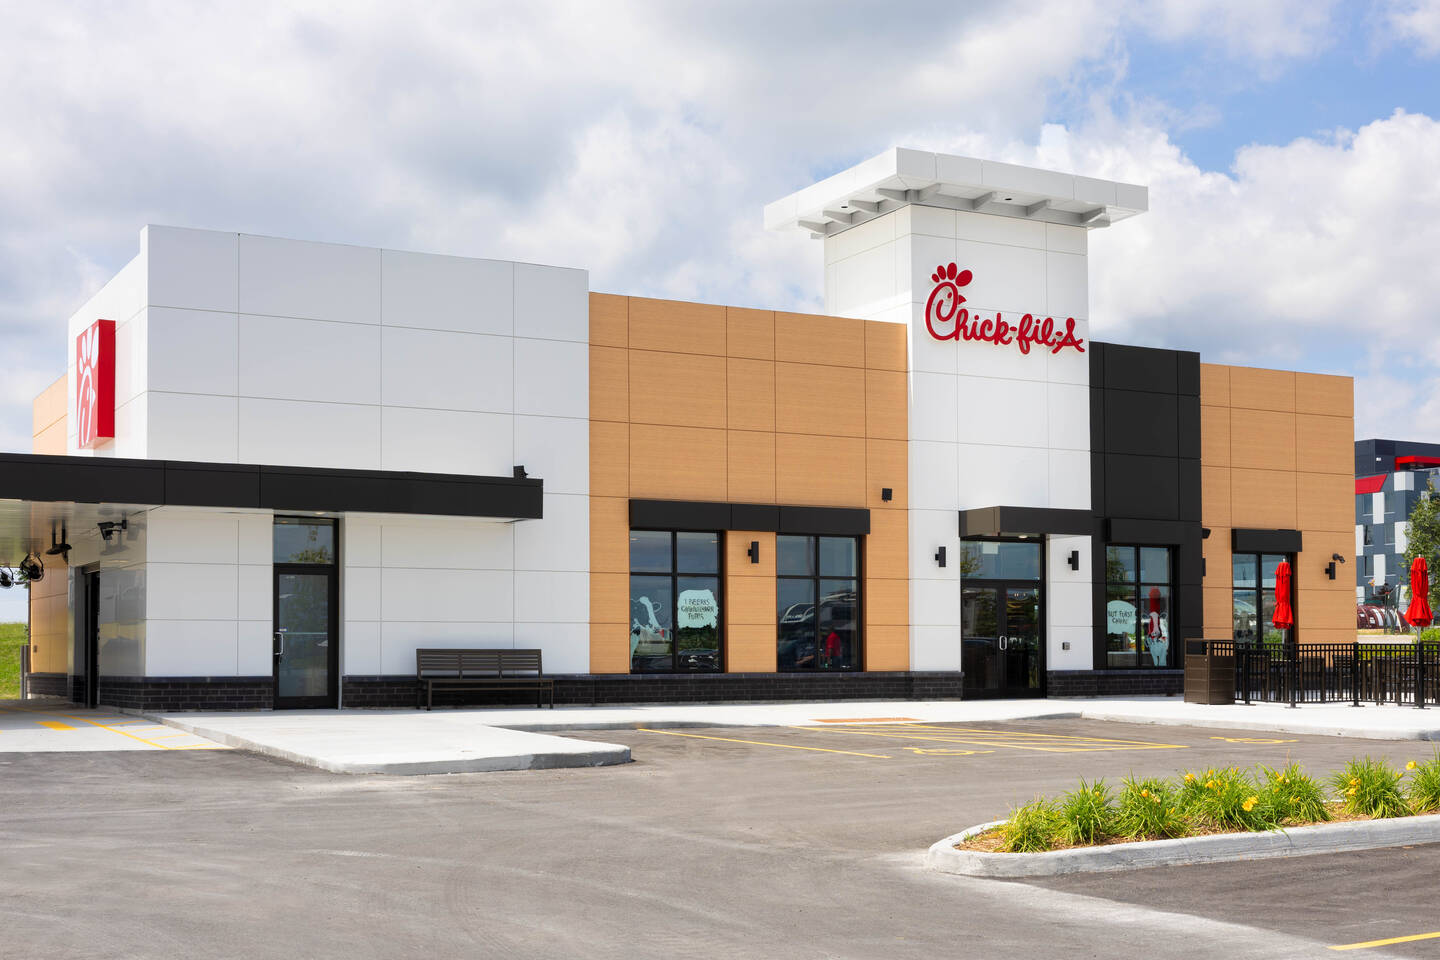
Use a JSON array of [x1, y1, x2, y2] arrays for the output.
[[1191, 639, 1440, 709]]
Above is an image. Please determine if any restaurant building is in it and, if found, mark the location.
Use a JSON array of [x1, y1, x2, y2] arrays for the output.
[[9, 148, 1356, 709]]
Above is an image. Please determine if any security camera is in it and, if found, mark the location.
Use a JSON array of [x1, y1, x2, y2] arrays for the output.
[[1332, 553, 1346, 564]]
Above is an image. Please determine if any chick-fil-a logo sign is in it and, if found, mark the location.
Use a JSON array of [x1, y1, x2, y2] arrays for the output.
[[76, 318, 116, 449], [924, 262, 1084, 356]]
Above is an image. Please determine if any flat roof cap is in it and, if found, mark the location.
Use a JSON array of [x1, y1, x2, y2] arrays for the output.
[[765, 147, 1148, 237]]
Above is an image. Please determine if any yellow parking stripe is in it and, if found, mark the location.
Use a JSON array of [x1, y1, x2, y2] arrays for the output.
[[36, 720, 74, 731], [1329, 930, 1440, 950], [793, 725, 1187, 754], [639, 728, 890, 759], [2, 703, 226, 751]]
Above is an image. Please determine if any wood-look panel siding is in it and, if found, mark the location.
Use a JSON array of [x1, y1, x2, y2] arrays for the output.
[[589, 294, 908, 674]]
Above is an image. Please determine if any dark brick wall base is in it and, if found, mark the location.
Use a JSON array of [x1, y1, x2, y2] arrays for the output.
[[25, 672, 69, 698], [344, 671, 969, 708], [1047, 669, 1184, 697], [98, 677, 274, 711]]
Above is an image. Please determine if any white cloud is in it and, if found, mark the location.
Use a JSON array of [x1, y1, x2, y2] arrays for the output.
[[1383, 0, 1440, 55]]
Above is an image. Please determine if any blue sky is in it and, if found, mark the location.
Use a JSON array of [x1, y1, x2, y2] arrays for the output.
[[1, 0, 1440, 622]]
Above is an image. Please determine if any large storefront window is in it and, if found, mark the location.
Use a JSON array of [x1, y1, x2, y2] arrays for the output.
[[629, 530, 722, 673], [777, 535, 860, 670], [1233, 553, 1291, 644], [1105, 545, 1172, 668]]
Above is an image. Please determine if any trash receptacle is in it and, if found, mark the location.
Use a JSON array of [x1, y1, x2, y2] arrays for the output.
[[1184, 639, 1234, 705]]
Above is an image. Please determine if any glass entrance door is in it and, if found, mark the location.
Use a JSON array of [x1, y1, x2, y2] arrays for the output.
[[272, 517, 338, 709], [961, 583, 1044, 697]]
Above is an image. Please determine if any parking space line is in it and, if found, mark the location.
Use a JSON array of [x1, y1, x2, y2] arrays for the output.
[[1329, 930, 1440, 951], [1, 703, 227, 751], [36, 721, 75, 731], [792, 725, 1188, 754], [637, 728, 890, 759]]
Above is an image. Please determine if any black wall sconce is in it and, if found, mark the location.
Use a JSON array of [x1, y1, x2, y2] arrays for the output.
[[513, 465, 528, 479], [746, 540, 760, 564], [1066, 550, 1080, 571], [881, 487, 893, 502], [935, 545, 946, 568], [1326, 553, 1347, 581]]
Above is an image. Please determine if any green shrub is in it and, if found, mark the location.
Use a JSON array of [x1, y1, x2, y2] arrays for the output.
[[1259, 763, 1330, 824], [1405, 753, 1440, 813], [1186, 766, 1279, 832], [999, 797, 1060, 853], [1056, 778, 1115, 846], [1114, 775, 1189, 840], [1330, 757, 1410, 819]]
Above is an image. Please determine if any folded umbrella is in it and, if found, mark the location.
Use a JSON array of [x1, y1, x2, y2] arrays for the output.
[[1407, 556, 1433, 628], [1272, 560, 1294, 631]]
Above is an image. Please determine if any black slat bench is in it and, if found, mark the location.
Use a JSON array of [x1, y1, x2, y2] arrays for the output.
[[415, 648, 554, 710]]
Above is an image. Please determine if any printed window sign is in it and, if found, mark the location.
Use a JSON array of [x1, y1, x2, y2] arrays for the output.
[[924, 262, 1084, 355], [75, 319, 116, 448]]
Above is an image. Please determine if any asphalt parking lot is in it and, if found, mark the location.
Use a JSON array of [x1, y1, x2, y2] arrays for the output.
[[2, 716, 1438, 959]]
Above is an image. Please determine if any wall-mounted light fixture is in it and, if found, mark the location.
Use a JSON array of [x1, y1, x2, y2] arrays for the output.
[[935, 546, 947, 568], [881, 487, 893, 502], [45, 524, 71, 558], [1067, 550, 1080, 571], [1326, 553, 1347, 581], [97, 516, 129, 542], [746, 540, 760, 564], [513, 465, 528, 479], [1201, 527, 1211, 540]]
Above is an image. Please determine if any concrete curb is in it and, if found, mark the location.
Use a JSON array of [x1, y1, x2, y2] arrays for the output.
[[1076, 707, 1440, 742], [926, 813, 1440, 877], [493, 711, 1086, 732], [144, 713, 632, 775]]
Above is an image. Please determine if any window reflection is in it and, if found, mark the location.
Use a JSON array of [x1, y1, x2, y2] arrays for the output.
[[777, 536, 861, 671]]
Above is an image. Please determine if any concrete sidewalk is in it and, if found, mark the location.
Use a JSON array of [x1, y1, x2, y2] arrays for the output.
[[152, 710, 630, 774], [145, 696, 1440, 777], [394, 696, 1440, 741]]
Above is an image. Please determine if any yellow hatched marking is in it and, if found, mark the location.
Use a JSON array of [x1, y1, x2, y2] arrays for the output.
[[2, 704, 227, 751], [793, 725, 1187, 754], [36, 720, 75, 731], [1329, 930, 1440, 951], [638, 728, 890, 759]]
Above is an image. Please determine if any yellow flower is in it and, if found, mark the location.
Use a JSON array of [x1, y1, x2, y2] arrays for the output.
[[1347, 787, 1357, 796], [1350, 778, 1359, 786], [1407, 761, 1418, 771], [1184, 773, 1195, 783], [1140, 789, 1149, 798], [1242, 796, 1258, 812]]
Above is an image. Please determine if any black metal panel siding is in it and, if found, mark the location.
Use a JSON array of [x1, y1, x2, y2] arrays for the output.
[[1232, 528, 1304, 554], [0, 452, 542, 519], [629, 500, 870, 536], [1088, 341, 1205, 671]]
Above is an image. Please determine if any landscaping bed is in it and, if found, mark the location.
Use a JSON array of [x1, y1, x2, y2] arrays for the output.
[[926, 755, 1440, 877]]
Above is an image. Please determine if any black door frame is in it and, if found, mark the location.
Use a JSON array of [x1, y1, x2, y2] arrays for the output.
[[272, 564, 339, 709], [272, 516, 340, 709], [83, 569, 100, 707], [961, 579, 1047, 699]]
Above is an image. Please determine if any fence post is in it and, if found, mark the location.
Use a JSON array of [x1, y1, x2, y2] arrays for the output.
[[1287, 636, 1298, 708], [1418, 642, 1428, 710], [1242, 646, 1251, 705], [1352, 642, 1361, 707]]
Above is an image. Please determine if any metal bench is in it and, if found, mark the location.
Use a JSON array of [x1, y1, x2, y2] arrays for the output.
[[415, 648, 554, 710]]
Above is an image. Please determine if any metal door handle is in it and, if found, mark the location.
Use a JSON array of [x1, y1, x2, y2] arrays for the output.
[[274, 632, 285, 659]]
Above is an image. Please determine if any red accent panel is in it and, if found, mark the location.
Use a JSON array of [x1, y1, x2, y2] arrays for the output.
[[1355, 474, 1386, 495], [1395, 456, 1440, 467], [76, 319, 116, 449]]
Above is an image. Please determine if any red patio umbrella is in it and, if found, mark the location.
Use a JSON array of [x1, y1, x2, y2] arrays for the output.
[[1406, 556, 1433, 628], [1272, 560, 1294, 634]]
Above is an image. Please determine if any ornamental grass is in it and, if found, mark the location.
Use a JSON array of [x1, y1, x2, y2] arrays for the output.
[[1113, 775, 1188, 840], [973, 756, 1440, 854], [1055, 778, 1115, 846], [1329, 757, 1409, 820], [998, 797, 1060, 853], [1408, 753, 1440, 813]]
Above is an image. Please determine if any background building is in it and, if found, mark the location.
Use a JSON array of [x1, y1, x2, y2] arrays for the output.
[[1354, 438, 1440, 614]]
